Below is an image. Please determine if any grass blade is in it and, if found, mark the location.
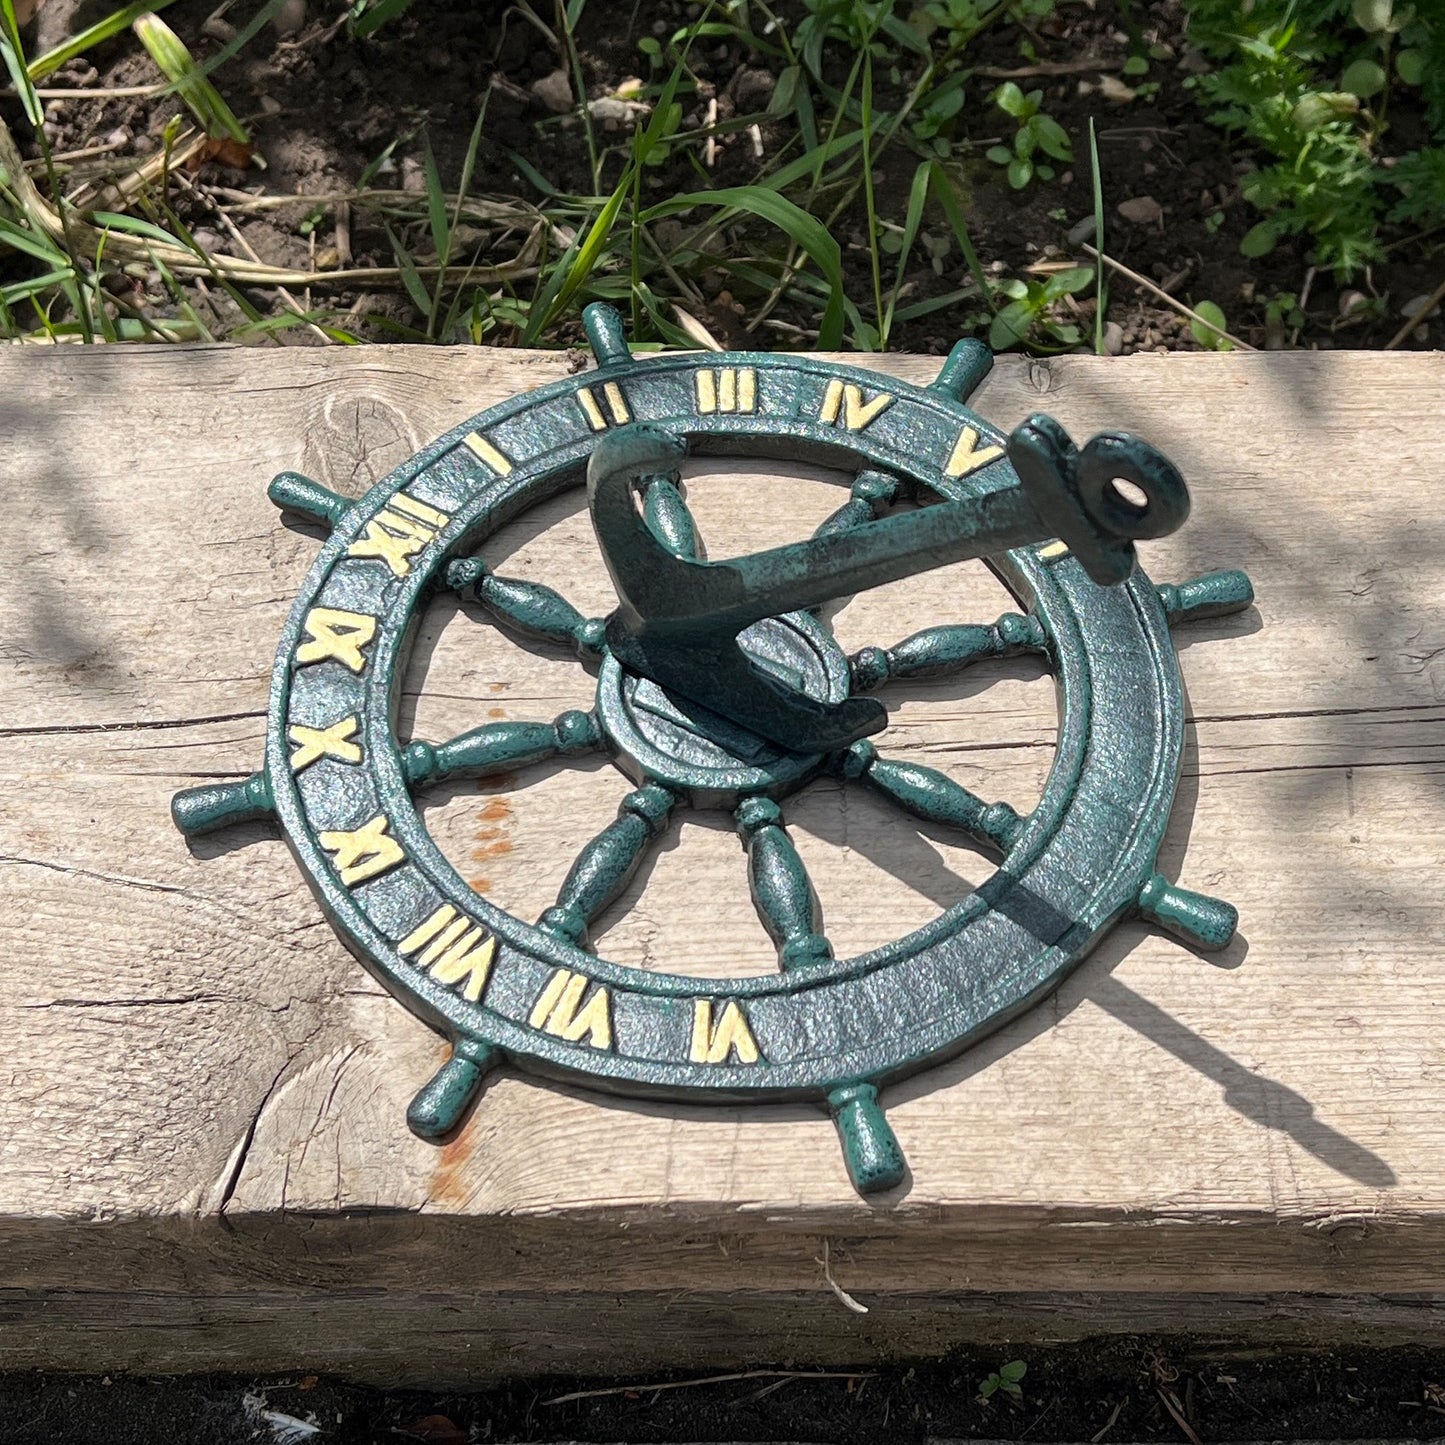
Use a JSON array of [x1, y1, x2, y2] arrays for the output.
[[422, 133, 450, 266], [0, 0, 41, 126], [522, 177, 626, 344], [644, 185, 845, 347], [89, 209, 184, 244], [1089, 116, 1106, 355], [133, 12, 248, 142], [187, 0, 290, 81], [0, 213, 66, 265], [351, 0, 414, 38], [2, 266, 75, 303], [924, 160, 996, 319], [432, 94, 488, 340], [882, 160, 932, 345], [27, 0, 178, 82], [860, 47, 883, 347], [384, 221, 433, 318]]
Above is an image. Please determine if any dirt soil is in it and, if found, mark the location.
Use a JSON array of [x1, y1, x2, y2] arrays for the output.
[[8, 1341, 1445, 1443], [9, 0, 1439, 351]]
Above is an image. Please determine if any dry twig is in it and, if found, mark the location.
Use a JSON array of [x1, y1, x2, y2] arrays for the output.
[[542, 1369, 874, 1406], [976, 56, 1119, 78], [1384, 273, 1445, 350]]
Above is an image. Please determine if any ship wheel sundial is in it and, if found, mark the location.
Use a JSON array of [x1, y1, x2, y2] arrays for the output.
[[173, 302, 1253, 1196]]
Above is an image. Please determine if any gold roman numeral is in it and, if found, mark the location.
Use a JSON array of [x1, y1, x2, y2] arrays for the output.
[[296, 607, 377, 673], [346, 492, 451, 579], [462, 432, 514, 476], [317, 812, 406, 887], [577, 382, 631, 431], [819, 378, 895, 431], [944, 425, 1005, 479], [695, 367, 757, 415], [529, 968, 612, 1050], [399, 902, 496, 1003], [689, 999, 760, 1065], [288, 715, 362, 772]]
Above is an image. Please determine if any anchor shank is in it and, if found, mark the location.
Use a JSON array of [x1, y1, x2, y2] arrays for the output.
[[683, 483, 1046, 634], [590, 426, 1047, 642]]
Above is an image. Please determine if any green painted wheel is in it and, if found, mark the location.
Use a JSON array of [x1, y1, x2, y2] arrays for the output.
[[173, 305, 1253, 1195]]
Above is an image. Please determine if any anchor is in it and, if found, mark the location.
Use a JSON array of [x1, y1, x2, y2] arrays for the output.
[[588, 415, 1190, 753]]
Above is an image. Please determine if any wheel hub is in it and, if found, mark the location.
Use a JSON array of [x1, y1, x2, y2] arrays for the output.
[[595, 611, 850, 807]]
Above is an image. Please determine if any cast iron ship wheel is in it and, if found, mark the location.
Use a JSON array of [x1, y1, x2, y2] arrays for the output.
[[173, 303, 1253, 1196]]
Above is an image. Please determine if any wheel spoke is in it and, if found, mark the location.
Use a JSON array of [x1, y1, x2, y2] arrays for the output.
[[849, 611, 1047, 692], [812, 468, 900, 539], [840, 740, 1022, 855], [403, 710, 601, 787], [539, 783, 677, 948], [446, 557, 605, 659], [735, 797, 832, 970]]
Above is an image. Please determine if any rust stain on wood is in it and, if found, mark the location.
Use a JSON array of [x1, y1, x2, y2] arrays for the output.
[[430, 1119, 476, 1211], [469, 792, 515, 894]]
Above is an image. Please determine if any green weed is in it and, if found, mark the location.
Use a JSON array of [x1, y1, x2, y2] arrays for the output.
[[978, 1360, 1027, 1403], [985, 81, 1072, 190], [988, 267, 1091, 350], [1184, 0, 1445, 276]]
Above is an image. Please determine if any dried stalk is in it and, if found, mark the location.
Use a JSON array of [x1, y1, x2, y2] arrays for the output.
[[1, 116, 541, 293]]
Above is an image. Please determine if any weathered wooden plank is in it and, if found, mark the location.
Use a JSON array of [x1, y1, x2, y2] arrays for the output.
[[1, 346, 1442, 1378]]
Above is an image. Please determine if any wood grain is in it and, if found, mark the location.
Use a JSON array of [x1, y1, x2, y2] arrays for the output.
[[2, 346, 1442, 1379]]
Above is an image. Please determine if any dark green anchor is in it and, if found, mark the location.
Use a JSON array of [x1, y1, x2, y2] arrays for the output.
[[172, 303, 1254, 1197], [588, 413, 1186, 754]]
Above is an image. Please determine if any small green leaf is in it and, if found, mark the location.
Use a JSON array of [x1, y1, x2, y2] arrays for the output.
[[1034, 114, 1072, 161], [1007, 157, 1033, 189], [993, 80, 1027, 116], [1001, 1360, 1028, 1383], [1396, 48, 1426, 85], [930, 85, 965, 121], [1341, 57, 1386, 97], [990, 299, 1033, 349], [1044, 265, 1094, 297], [1240, 221, 1279, 257], [770, 64, 800, 114], [986, 144, 1013, 165], [1123, 54, 1149, 76], [1189, 299, 1233, 350], [1351, 0, 1393, 32]]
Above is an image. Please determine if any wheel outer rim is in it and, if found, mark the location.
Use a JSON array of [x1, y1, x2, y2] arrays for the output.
[[264, 353, 1182, 1102]]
